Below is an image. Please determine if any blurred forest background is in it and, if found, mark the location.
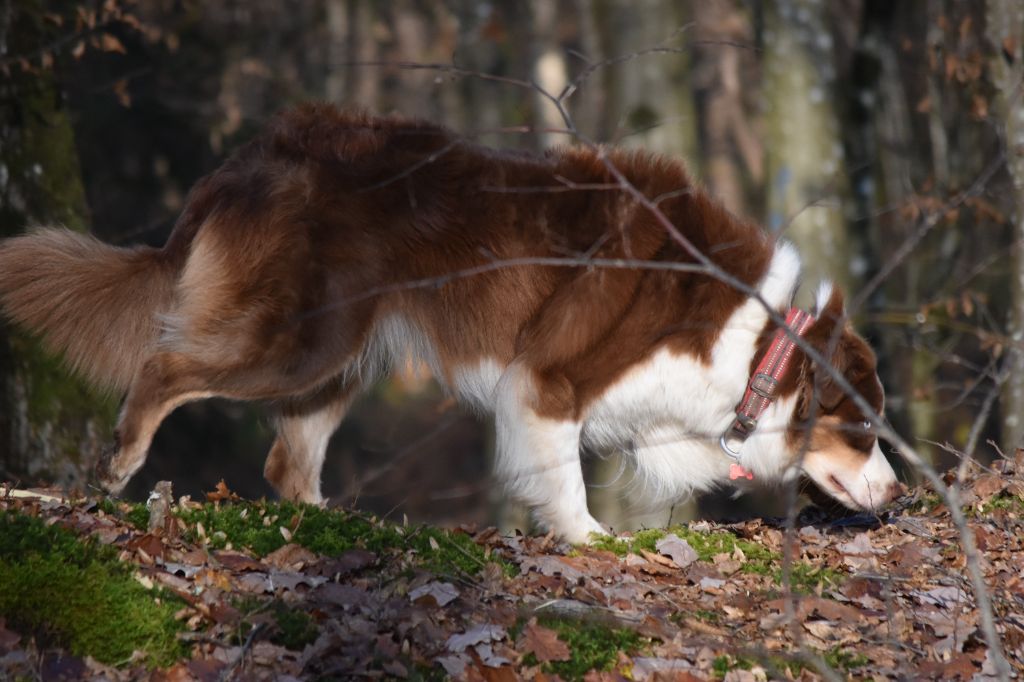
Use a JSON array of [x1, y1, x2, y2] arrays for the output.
[[2, 0, 1024, 532]]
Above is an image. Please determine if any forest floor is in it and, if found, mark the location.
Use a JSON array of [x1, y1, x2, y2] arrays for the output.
[[1, 456, 1023, 681]]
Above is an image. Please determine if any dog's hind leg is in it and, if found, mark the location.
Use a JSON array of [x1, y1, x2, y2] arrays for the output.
[[264, 379, 359, 503], [93, 213, 382, 495], [96, 350, 358, 495], [97, 351, 217, 493]]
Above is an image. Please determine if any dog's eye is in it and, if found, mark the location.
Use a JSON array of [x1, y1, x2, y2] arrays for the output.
[[861, 420, 872, 431]]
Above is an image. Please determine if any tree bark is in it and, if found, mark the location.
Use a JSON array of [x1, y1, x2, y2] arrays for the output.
[[987, 0, 1024, 451], [763, 0, 852, 297], [692, 1, 760, 216], [0, 25, 115, 483]]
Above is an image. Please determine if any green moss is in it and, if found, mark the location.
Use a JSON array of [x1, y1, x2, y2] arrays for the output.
[[585, 533, 634, 555], [693, 609, 720, 623], [2, 78, 88, 234], [588, 526, 777, 574], [711, 646, 868, 679], [10, 331, 117, 427], [527, 618, 648, 681], [776, 561, 845, 594], [712, 654, 754, 678], [4, 328, 118, 473], [823, 647, 869, 671], [96, 498, 150, 531], [177, 500, 499, 576], [272, 603, 318, 650], [234, 597, 317, 651], [669, 608, 721, 627], [413, 664, 451, 682], [127, 504, 151, 530], [771, 647, 870, 677], [980, 493, 1024, 513], [0, 511, 185, 667]]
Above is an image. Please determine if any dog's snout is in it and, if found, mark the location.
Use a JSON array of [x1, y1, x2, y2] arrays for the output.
[[882, 480, 905, 505], [861, 476, 904, 511]]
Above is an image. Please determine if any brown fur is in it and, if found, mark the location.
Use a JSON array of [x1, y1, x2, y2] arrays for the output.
[[0, 229, 178, 393]]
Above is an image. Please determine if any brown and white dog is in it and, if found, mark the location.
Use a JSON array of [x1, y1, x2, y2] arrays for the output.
[[0, 104, 900, 541]]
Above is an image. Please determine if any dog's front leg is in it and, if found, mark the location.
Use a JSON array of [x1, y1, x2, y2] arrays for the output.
[[494, 364, 605, 543]]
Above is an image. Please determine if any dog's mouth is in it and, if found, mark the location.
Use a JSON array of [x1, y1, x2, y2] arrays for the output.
[[804, 456, 898, 512], [828, 473, 849, 498], [825, 473, 861, 510], [798, 464, 865, 511]]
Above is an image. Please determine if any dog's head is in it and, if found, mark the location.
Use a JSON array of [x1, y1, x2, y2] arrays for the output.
[[787, 284, 901, 511]]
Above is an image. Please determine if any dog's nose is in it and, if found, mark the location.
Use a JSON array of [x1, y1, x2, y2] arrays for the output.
[[884, 481, 905, 504]]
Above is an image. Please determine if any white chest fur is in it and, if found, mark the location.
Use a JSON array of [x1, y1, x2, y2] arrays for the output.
[[581, 242, 802, 504]]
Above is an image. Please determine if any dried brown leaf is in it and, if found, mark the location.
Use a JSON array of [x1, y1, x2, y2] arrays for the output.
[[112, 79, 131, 108], [205, 479, 240, 502], [212, 550, 263, 572], [99, 33, 126, 53], [448, 623, 506, 653], [640, 548, 678, 569], [655, 533, 698, 568], [409, 581, 459, 607], [516, 618, 570, 663], [0, 620, 21, 653], [263, 542, 316, 570], [972, 474, 1006, 500]]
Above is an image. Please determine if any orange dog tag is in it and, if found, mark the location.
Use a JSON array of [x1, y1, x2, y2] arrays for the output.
[[729, 463, 754, 481]]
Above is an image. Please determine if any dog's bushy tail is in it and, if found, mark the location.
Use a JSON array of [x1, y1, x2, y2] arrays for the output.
[[0, 228, 179, 394]]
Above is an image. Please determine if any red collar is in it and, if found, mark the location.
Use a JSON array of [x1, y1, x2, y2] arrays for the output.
[[719, 307, 814, 480]]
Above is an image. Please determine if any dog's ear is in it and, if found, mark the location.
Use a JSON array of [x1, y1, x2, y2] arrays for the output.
[[796, 342, 850, 419], [812, 281, 844, 323], [814, 343, 850, 411], [806, 282, 849, 412], [796, 356, 849, 418]]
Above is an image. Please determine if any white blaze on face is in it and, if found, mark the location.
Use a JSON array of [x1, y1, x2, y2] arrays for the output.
[[800, 421, 900, 511]]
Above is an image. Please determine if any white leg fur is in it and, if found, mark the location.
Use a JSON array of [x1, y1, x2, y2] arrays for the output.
[[494, 363, 604, 542], [265, 393, 353, 503]]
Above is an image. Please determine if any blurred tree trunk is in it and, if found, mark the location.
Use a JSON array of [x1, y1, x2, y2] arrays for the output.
[[593, 0, 699, 158], [324, 0, 349, 104], [327, 0, 380, 110], [762, 0, 851, 297], [909, 2, 990, 463], [570, 0, 603, 141], [531, 1, 568, 147], [840, 2, 930, 467], [0, 16, 115, 484], [987, 0, 1024, 451], [692, 2, 761, 216]]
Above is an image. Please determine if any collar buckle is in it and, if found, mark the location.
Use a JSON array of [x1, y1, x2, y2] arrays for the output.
[[719, 307, 814, 471], [736, 414, 757, 431], [749, 372, 778, 399]]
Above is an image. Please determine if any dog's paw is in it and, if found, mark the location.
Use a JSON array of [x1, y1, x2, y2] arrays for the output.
[[559, 516, 609, 544], [95, 434, 130, 494]]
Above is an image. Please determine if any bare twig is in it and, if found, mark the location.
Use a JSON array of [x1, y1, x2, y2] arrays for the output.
[[218, 622, 264, 682]]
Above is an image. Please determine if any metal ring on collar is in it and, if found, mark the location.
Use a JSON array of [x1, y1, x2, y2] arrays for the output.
[[719, 432, 743, 460]]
